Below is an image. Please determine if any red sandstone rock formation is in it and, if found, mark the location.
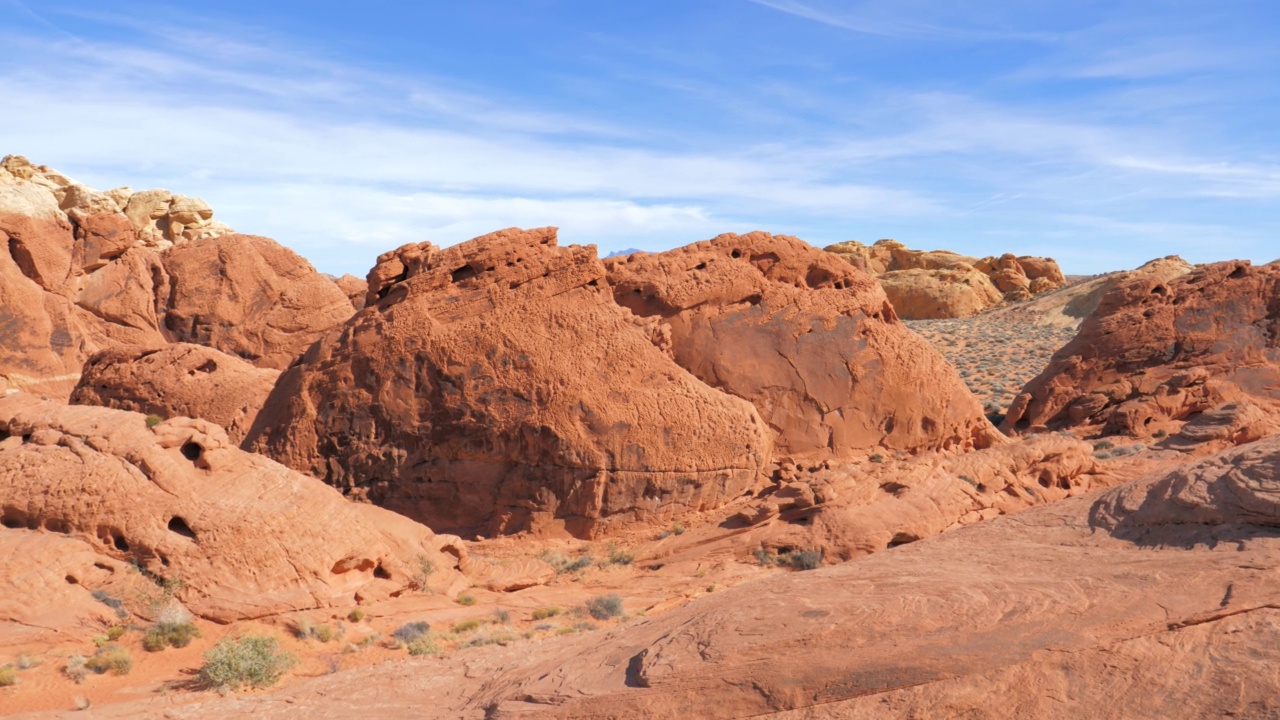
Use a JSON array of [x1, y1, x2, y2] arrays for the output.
[[0, 394, 472, 623], [142, 435, 1280, 720], [825, 239, 1067, 318], [246, 227, 772, 538], [70, 343, 279, 443], [0, 156, 351, 396], [1003, 260, 1280, 441], [604, 232, 1000, 462], [333, 273, 368, 310]]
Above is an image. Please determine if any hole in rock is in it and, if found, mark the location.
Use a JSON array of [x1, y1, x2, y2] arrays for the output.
[[887, 532, 918, 549], [1230, 266, 1248, 279], [93, 562, 114, 573], [180, 442, 203, 462], [1, 517, 20, 529], [168, 516, 197, 540], [65, 575, 79, 584], [112, 534, 130, 552], [731, 249, 742, 258], [695, 262, 707, 271], [1151, 285, 1167, 296], [194, 359, 217, 373], [44, 518, 70, 534], [159, 554, 170, 567], [450, 265, 476, 283], [373, 564, 392, 580]]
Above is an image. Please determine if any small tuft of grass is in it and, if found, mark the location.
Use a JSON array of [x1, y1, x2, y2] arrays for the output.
[[492, 609, 510, 625], [145, 414, 164, 428], [64, 655, 89, 684], [531, 606, 561, 621], [585, 594, 623, 621], [86, 644, 132, 676], [0, 665, 16, 687], [450, 619, 482, 634], [869, 453, 885, 463], [605, 543, 634, 566], [784, 549, 822, 571], [407, 636, 442, 656], [198, 636, 296, 691], [90, 589, 128, 619], [456, 594, 477, 606], [347, 608, 365, 623], [143, 621, 200, 651], [392, 621, 431, 645]]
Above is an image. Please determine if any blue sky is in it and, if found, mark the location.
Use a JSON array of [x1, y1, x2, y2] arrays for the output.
[[2, 1, 1278, 275]]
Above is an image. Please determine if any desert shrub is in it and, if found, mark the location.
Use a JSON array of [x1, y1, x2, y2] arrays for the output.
[[145, 414, 164, 428], [531, 606, 560, 621], [450, 619, 482, 634], [392, 621, 431, 645], [407, 637, 441, 656], [671, 522, 686, 536], [541, 551, 595, 574], [585, 594, 623, 621], [198, 636, 295, 691], [463, 631, 516, 648], [143, 621, 200, 651], [14, 654, 38, 670], [105, 626, 126, 642], [414, 554, 435, 591], [1093, 440, 1115, 451], [869, 453, 885, 463], [313, 624, 337, 643], [606, 544, 634, 566], [64, 655, 88, 683], [1153, 429, 1168, 439], [753, 547, 772, 565], [0, 665, 16, 687], [86, 644, 132, 675], [347, 608, 365, 623], [785, 549, 823, 571], [492, 609, 511, 624]]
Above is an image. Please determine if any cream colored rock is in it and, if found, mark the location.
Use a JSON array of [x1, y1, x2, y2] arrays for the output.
[[825, 239, 1068, 319], [124, 188, 173, 248], [878, 266, 1003, 319], [59, 183, 120, 223]]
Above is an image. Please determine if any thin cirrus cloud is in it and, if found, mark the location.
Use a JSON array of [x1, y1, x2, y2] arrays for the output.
[[0, 1, 1277, 275]]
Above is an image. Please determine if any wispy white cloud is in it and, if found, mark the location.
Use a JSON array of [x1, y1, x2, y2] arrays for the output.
[[747, 0, 1057, 42]]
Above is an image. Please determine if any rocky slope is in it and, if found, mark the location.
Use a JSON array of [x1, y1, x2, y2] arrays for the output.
[[76, 432, 1280, 719], [826, 238, 1066, 318], [1004, 260, 1280, 444]]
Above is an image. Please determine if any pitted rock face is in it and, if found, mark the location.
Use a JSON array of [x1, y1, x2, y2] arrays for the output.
[[71, 343, 280, 443], [1003, 261, 1280, 440], [605, 232, 1000, 461], [0, 393, 470, 623], [0, 392, 471, 622], [246, 227, 771, 538]]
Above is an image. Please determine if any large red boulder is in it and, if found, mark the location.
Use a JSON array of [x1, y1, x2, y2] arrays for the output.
[[1003, 260, 1280, 441], [159, 234, 355, 369], [604, 232, 1000, 462], [246, 227, 772, 538], [70, 343, 280, 443]]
